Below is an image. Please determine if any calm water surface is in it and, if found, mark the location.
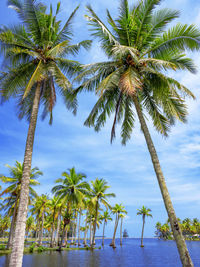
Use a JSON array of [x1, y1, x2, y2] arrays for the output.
[[1, 238, 200, 267]]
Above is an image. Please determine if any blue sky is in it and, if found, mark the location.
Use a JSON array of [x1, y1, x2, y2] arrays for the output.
[[0, 0, 200, 238]]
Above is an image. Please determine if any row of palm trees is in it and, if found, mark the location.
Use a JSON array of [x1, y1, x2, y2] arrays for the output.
[[0, 0, 200, 266], [156, 218, 200, 240], [0, 163, 128, 249]]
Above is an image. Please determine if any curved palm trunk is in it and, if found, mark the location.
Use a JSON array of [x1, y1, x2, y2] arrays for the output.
[[92, 200, 98, 248], [102, 220, 106, 246], [9, 83, 41, 267], [133, 96, 193, 266], [70, 223, 75, 245], [140, 215, 145, 247], [55, 213, 61, 246], [120, 218, 123, 246], [7, 200, 18, 249], [59, 224, 66, 250], [78, 209, 82, 246], [39, 211, 44, 246], [110, 214, 119, 248]]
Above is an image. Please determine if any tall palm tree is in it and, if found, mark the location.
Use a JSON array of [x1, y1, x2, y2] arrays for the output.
[[0, 1, 91, 265], [90, 178, 115, 248], [100, 210, 112, 246], [137, 206, 152, 247], [52, 167, 90, 250], [0, 161, 41, 249], [75, 1, 200, 265], [110, 203, 127, 248]]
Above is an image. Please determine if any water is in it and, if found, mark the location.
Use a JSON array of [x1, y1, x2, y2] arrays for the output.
[[1, 238, 200, 267]]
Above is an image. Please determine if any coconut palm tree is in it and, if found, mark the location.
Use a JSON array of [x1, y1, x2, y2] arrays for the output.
[[110, 203, 127, 248], [90, 178, 115, 248], [100, 210, 112, 246], [31, 194, 50, 246], [0, 161, 41, 249], [137, 206, 152, 247], [25, 216, 35, 240], [0, 1, 91, 265], [75, 1, 200, 265], [52, 167, 90, 250]]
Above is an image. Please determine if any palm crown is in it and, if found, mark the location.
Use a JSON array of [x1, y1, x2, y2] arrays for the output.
[[75, 0, 200, 144], [0, 0, 91, 123]]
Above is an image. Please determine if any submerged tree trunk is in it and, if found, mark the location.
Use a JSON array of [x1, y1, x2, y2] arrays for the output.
[[9, 83, 41, 267], [102, 220, 106, 246], [90, 222, 93, 247], [133, 96, 193, 267], [59, 224, 66, 250], [110, 214, 119, 248], [74, 214, 78, 246], [39, 211, 44, 246], [78, 209, 82, 246], [140, 215, 145, 247], [120, 218, 123, 246], [7, 200, 18, 249]]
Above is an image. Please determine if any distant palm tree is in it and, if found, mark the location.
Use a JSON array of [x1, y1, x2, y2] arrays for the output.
[[0, 161, 41, 249], [137, 206, 152, 247], [110, 204, 127, 248], [25, 216, 35, 240], [75, 1, 200, 265], [52, 167, 90, 250], [90, 178, 115, 248], [0, 1, 91, 265], [100, 211, 112, 246], [31, 194, 50, 246]]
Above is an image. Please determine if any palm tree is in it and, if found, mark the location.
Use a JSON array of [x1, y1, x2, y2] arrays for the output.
[[137, 206, 152, 247], [0, 161, 41, 249], [110, 203, 127, 248], [75, 1, 200, 265], [100, 210, 112, 246], [48, 196, 61, 247], [90, 178, 115, 248], [31, 194, 50, 246], [0, 1, 91, 265], [52, 167, 90, 250], [25, 216, 35, 240]]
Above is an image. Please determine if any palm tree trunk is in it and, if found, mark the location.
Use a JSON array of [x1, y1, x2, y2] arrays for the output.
[[9, 83, 41, 267], [92, 200, 98, 248], [74, 214, 78, 245], [141, 215, 145, 247], [120, 218, 123, 246], [90, 222, 93, 247], [133, 96, 193, 267], [110, 214, 119, 248], [78, 209, 82, 246], [55, 213, 61, 246], [7, 200, 18, 249], [50, 210, 56, 248], [71, 223, 75, 244], [83, 212, 88, 246], [63, 227, 68, 247], [59, 224, 66, 250], [39, 211, 44, 246], [102, 220, 106, 246]]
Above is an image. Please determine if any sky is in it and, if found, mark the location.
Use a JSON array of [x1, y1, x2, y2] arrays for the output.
[[0, 0, 200, 238]]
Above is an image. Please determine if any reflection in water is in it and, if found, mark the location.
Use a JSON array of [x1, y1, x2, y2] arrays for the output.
[[1, 239, 200, 267]]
